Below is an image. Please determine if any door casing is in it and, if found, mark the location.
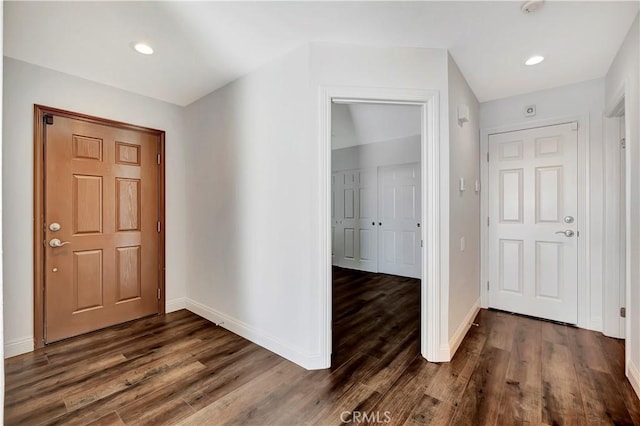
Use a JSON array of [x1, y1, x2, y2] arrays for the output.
[[319, 86, 443, 367], [33, 105, 166, 348], [603, 90, 629, 341]]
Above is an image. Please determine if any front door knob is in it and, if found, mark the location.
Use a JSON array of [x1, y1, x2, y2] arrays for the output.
[[555, 230, 575, 237], [49, 238, 71, 248]]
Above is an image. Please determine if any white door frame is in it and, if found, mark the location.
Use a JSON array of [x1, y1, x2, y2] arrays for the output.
[[480, 115, 591, 329], [603, 97, 626, 339], [603, 82, 630, 356], [318, 86, 442, 366]]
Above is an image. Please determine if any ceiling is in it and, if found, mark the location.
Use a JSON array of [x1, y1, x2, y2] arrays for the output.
[[5, 1, 638, 106], [332, 103, 421, 149]]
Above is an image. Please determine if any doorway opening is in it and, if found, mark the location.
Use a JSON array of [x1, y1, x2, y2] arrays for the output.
[[330, 102, 422, 367], [318, 86, 443, 368]]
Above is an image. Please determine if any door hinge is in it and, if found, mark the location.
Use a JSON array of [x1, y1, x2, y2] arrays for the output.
[[621, 138, 626, 149], [486, 152, 489, 162], [157, 221, 161, 233], [43, 115, 54, 125], [421, 240, 423, 248], [487, 281, 490, 290], [487, 217, 490, 226], [157, 154, 161, 165], [621, 307, 626, 318], [157, 288, 161, 300]]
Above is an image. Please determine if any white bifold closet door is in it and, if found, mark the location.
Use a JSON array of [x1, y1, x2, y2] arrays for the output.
[[332, 163, 421, 279]]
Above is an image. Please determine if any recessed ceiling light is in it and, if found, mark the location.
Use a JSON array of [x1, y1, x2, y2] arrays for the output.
[[133, 42, 154, 55], [525, 55, 544, 66]]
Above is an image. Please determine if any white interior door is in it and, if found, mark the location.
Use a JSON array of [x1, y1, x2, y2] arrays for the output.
[[332, 169, 378, 272], [378, 163, 421, 279], [488, 122, 578, 323]]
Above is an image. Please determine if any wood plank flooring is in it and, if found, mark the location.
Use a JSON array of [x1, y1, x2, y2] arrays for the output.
[[5, 266, 640, 425]]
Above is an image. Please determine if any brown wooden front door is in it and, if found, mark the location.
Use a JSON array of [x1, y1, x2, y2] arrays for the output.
[[40, 110, 162, 343]]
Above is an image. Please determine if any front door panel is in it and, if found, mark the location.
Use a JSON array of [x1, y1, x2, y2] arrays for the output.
[[44, 115, 160, 343]]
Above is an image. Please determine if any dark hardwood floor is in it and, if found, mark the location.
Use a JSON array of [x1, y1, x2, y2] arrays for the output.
[[5, 266, 640, 425]]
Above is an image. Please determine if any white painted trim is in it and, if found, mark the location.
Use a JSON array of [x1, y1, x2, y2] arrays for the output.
[[480, 115, 591, 330], [603, 80, 640, 372], [318, 86, 445, 366], [603, 114, 625, 338], [446, 298, 480, 359], [627, 359, 640, 400], [4, 336, 33, 358], [166, 297, 186, 313], [621, 89, 632, 380], [185, 298, 324, 370]]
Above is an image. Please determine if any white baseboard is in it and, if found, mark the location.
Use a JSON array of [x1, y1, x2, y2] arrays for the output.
[[184, 298, 324, 370], [2, 298, 328, 371], [166, 297, 186, 313], [627, 359, 640, 400], [446, 298, 481, 360], [4, 336, 34, 359]]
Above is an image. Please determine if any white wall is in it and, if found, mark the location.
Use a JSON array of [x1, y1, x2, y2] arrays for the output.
[[480, 78, 606, 333], [183, 43, 453, 368], [183, 45, 318, 366], [311, 43, 452, 362], [604, 13, 640, 397], [446, 54, 481, 352], [331, 103, 422, 150], [332, 135, 421, 172], [2, 57, 189, 357]]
